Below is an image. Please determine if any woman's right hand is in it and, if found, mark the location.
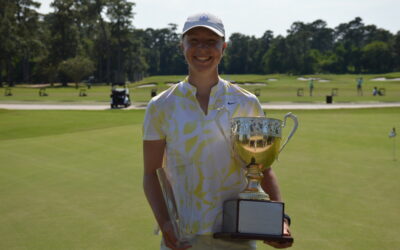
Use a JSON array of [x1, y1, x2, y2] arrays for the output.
[[162, 221, 192, 250]]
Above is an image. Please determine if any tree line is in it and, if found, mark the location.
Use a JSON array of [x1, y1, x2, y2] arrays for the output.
[[1, 0, 400, 85]]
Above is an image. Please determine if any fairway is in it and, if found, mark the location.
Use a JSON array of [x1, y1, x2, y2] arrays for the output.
[[1, 73, 400, 105], [0, 108, 399, 249]]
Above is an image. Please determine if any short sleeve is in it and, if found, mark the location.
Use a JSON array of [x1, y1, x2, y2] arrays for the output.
[[247, 96, 264, 117], [253, 98, 264, 117], [142, 99, 166, 140]]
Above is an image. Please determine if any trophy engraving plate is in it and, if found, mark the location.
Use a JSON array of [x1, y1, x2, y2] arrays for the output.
[[222, 199, 284, 235]]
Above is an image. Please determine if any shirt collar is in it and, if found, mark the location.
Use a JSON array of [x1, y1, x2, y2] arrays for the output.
[[182, 76, 225, 97]]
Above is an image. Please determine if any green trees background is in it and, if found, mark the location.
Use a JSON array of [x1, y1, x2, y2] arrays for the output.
[[1, 0, 400, 85]]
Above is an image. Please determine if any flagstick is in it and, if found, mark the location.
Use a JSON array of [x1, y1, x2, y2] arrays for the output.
[[394, 136, 397, 161], [389, 127, 397, 161]]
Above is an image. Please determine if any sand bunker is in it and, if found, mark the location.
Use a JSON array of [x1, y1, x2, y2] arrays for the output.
[[297, 77, 317, 81], [136, 84, 157, 88], [243, 83, 267, 86], [297, 77, 330, 82], [371, 77, 400, 81]]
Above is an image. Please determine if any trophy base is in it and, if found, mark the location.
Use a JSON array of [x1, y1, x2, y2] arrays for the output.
[[216, 199, 289, 242], [213, 232, 294, 243]]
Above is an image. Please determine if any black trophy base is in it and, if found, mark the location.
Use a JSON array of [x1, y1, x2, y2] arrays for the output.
[[214, 199, 293, 243], [214, 232, 293, 243]]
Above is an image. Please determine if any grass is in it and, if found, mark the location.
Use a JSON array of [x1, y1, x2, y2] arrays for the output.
[[0, 85, 113, 104], [0, 109, 156, 250], [1, 73, 400, 104], [265, 108, 400, 249], [0, 108, 399, 249]]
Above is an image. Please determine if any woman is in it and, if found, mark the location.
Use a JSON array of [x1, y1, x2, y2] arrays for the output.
[[143, 13, 292, 250]]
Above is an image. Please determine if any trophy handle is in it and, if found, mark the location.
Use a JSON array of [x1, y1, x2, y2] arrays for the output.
[[279, 112, 298, 153]]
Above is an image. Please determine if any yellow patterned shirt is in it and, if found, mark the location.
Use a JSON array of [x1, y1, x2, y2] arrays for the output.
[[143, 77, 264, 234]]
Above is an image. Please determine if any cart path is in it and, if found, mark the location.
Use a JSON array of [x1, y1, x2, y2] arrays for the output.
[[1, 102, 400, 110]]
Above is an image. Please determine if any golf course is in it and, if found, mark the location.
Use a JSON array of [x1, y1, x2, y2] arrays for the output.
[[1, 74, 399, 249]]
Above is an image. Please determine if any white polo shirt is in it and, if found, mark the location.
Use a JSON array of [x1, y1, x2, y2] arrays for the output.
[[143, 77, 264, 235]]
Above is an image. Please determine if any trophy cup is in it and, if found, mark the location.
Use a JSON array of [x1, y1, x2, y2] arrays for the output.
[[214, 112, 298, 243]]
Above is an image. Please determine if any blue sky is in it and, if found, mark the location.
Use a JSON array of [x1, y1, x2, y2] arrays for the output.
[[37, 0, 400, 38]]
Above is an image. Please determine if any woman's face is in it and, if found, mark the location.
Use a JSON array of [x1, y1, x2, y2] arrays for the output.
[[182, 27, 227, 74]]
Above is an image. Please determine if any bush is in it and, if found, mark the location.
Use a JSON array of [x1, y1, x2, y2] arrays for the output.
[[58, 56, 95, 86]]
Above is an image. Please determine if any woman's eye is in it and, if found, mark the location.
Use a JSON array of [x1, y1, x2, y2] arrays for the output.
[[208, 40, 219, 47]]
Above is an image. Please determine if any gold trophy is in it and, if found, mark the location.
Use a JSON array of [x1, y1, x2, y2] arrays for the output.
[[214, 112, 298, 243]]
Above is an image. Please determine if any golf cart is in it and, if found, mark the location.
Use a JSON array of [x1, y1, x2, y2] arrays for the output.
[[110, 84, 131, 109]]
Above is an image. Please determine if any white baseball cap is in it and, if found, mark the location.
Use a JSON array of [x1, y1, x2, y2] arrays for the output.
[[182, 13, 225, 37]]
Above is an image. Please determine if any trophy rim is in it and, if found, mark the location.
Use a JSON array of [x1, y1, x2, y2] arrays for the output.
[[231, 116, 283, 123]]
